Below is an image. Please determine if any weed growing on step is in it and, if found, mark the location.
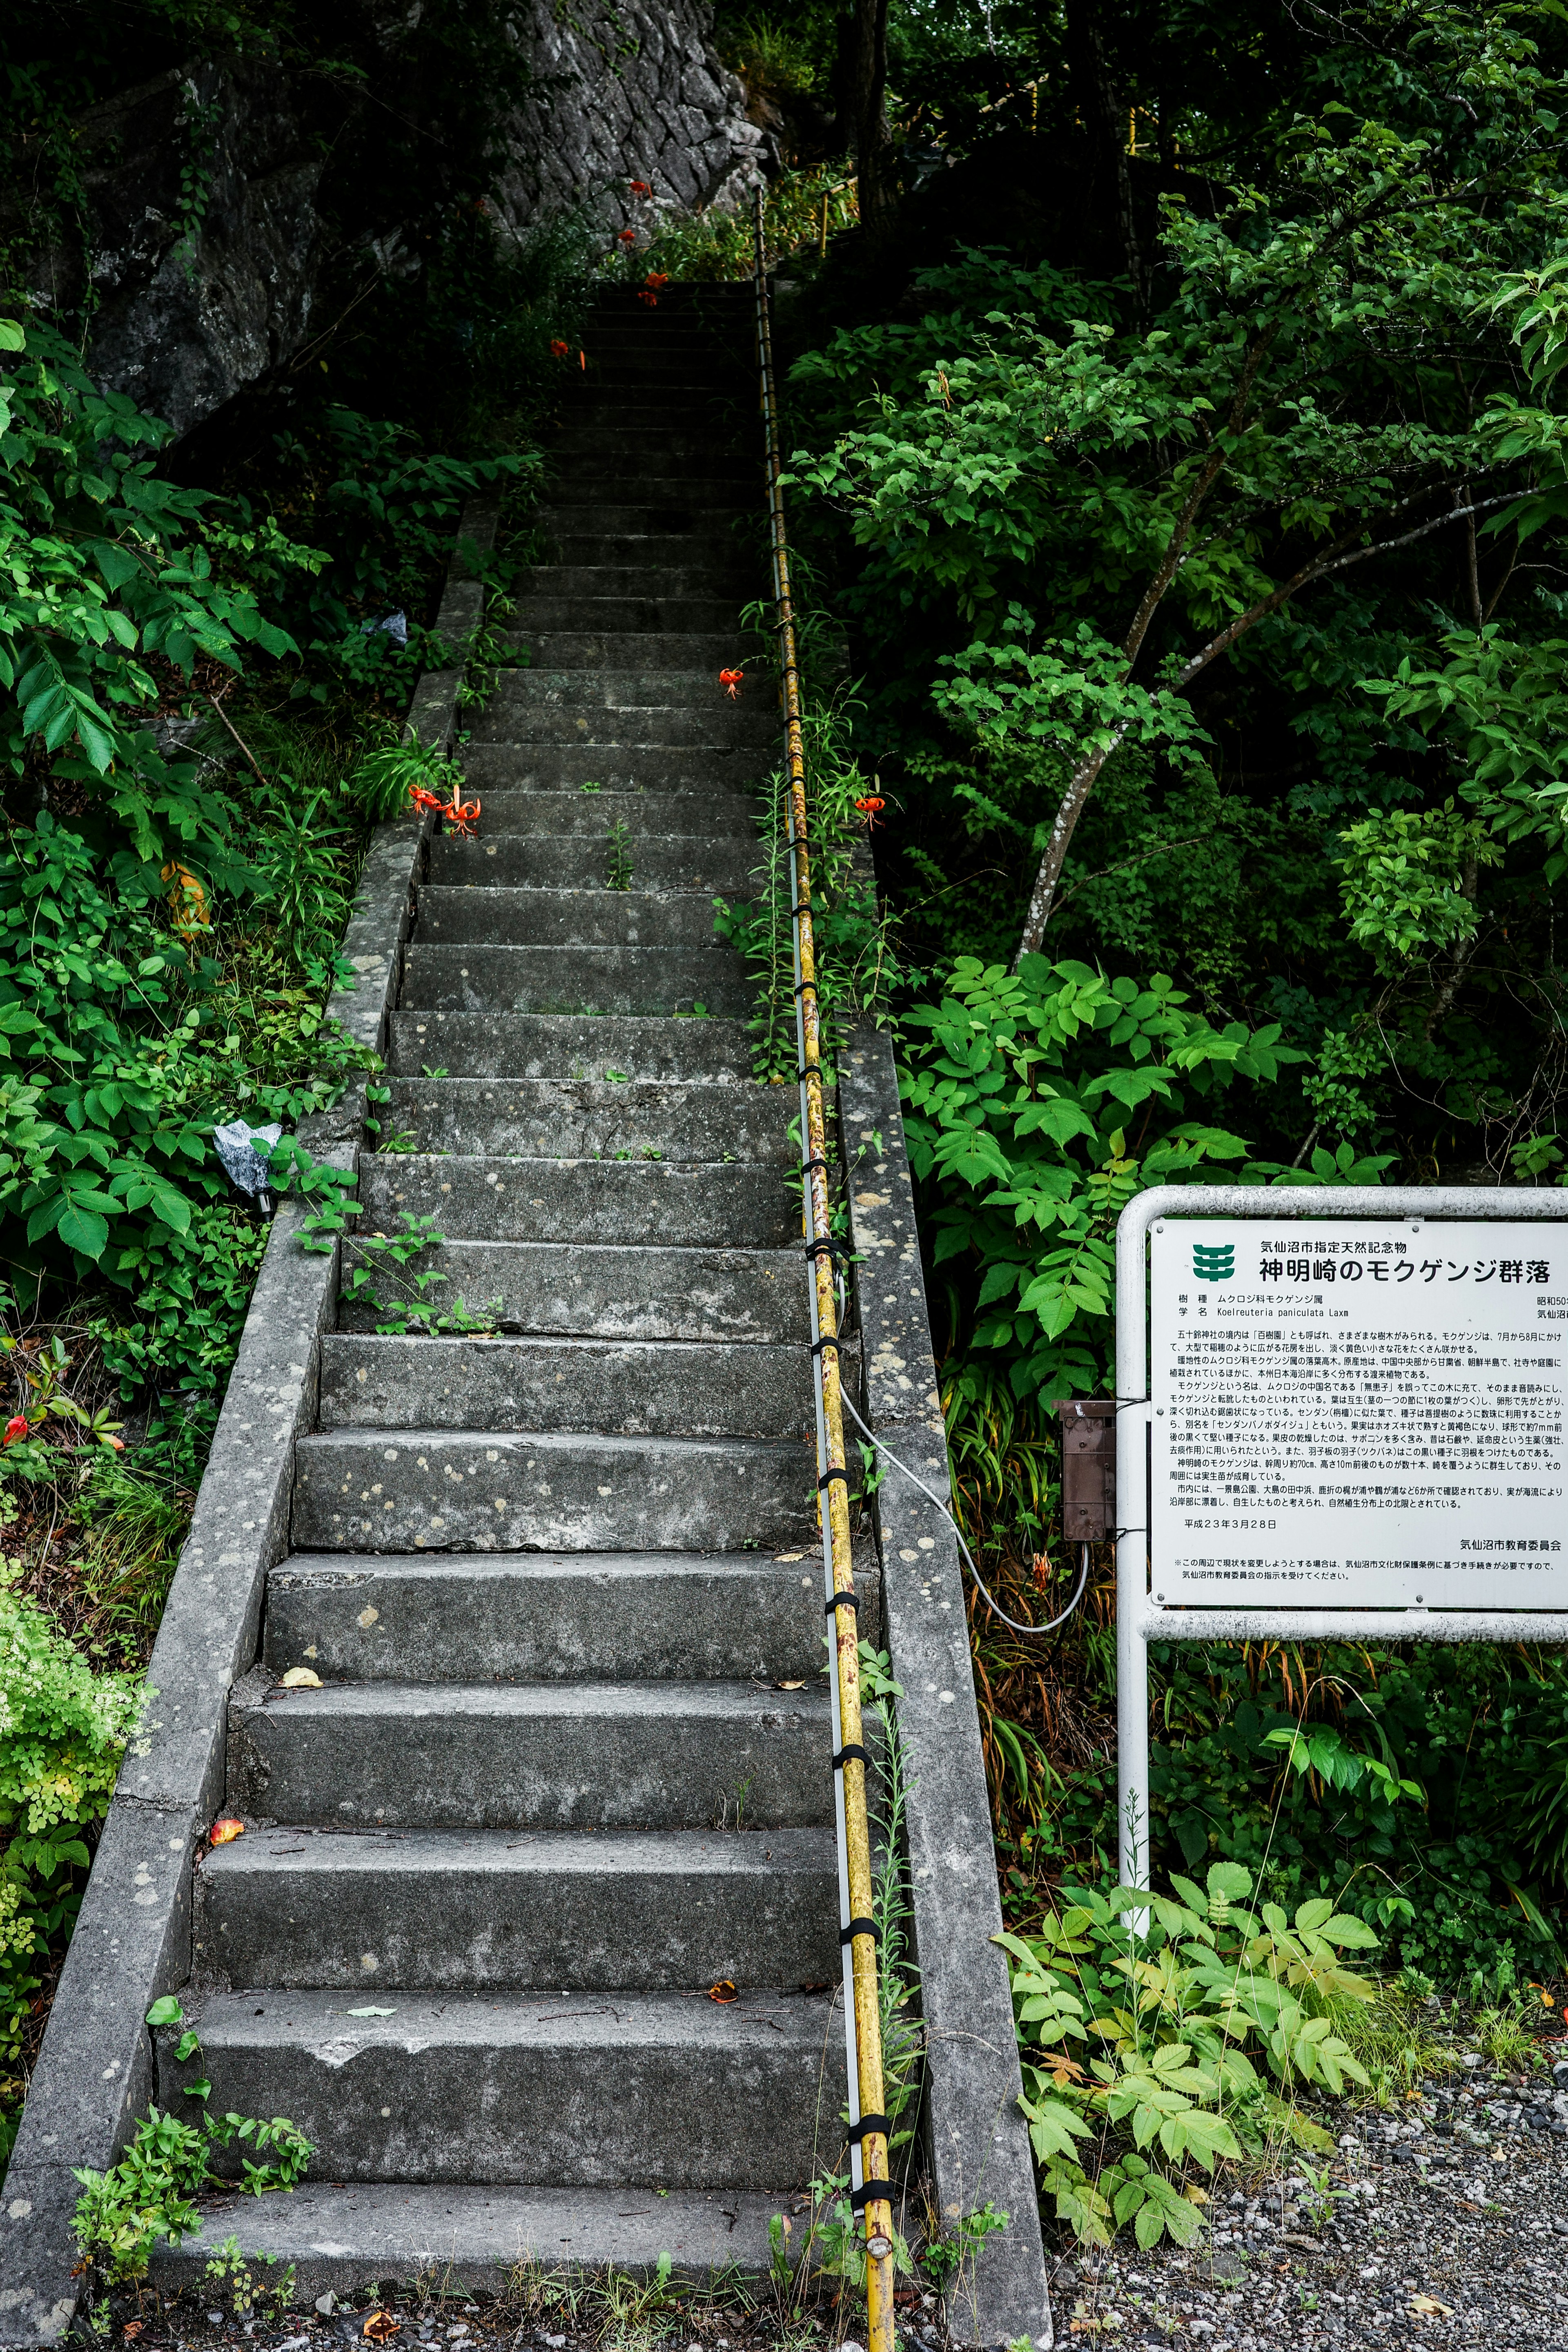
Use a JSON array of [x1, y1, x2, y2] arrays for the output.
[[606, 818, 635, 890], [72, 2000, 312, 2303], [713, 692, 905, 1082]]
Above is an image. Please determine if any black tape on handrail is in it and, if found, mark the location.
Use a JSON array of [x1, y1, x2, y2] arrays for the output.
[[833, 1741, 870, 1772], [851, 2179, 894, 2214], [840, 1916, 882, 1947], [818, 1467, 850, 1493], [825, 1589, 859, 1615], [846, 2113, 891, 2144]]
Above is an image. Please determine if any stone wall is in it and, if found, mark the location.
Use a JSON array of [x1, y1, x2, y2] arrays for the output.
[[492, 0, 768, 231], [23, 2, 766, 441]]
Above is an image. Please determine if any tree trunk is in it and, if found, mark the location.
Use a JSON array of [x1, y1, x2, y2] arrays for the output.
[[834, 0, 894, 236], [1065, 0, 1145, 319]]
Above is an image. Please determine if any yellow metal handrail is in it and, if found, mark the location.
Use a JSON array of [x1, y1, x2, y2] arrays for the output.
[[751, 188, 895, 2352]]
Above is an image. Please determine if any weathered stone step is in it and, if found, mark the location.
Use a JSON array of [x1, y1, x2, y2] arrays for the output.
[[148, 2183, 794, 2303], [263, 1549, 834, 1681], [195, 1825, 837, 1991], [454, 796, 756, 843], [529, 532, 762, 571], [318, 1334, 812, 1438], [399, 942, 750, 1016], [459, 747, 767, 794], [356, 1153, 794, 1248], [160, 1988, 839, 2188], [512, 597, 742, 632], [386, 1010, 756, 1079], [291, 1427, 815, 1552], [490, 668, 764, 711], [464, 703, 775, 751], [338, 1237, 804, 1339], [518, 564, 755, 600], [506, 631, 749, 671], [227, 1676, 831, 1829], [544, 474, 754, 506], [371, 1075, 788, 1160], [414, 885, 734, 951], [430, 833, 757, 889], [550, 424, 748, 456], [540, 504, 749, 538]]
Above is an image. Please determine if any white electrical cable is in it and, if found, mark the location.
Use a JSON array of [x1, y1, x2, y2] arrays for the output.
[[839, 1385, 1090, 1638]]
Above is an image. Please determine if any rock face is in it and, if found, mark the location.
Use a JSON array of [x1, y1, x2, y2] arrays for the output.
[[493, 0, 768, 228], [23, 2, 765, 441]]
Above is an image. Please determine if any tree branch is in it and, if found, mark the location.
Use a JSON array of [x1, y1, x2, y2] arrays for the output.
[[1011, 486, 1521, 967]]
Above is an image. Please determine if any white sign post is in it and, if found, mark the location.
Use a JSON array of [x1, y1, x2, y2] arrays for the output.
[[1116, 1186, 1568, 1890]]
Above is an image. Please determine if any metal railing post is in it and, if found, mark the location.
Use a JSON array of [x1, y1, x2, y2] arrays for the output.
[[752, 187, 895, 2352]]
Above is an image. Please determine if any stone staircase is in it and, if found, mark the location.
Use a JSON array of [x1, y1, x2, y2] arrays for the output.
[[165, 287, 862, 2288]]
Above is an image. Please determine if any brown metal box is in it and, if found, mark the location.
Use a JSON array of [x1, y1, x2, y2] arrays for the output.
[[1053, 1399, 1117, 1541]]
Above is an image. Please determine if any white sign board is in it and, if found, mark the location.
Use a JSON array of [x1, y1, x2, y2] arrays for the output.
[[1149, 1218, 1568, 1611]]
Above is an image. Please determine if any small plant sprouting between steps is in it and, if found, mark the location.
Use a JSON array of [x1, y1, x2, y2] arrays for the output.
[[606, 817, 634, 890], [996, 1861, 1380, 2248], [340, 1211, 502, 1335], [72, 1999, 312, 2293]]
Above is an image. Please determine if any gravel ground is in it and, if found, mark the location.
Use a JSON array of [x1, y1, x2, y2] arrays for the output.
[[1054, 2051, 1568, 2351], [87, 2056, 1568, 2350]]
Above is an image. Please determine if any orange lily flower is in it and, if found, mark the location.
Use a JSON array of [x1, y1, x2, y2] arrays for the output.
[[637, 290, 658, 307], [855, 794, 886, 829], [630, 178, 652, 196], [160, 858, 210, 940], [719, 669, 744, 700], [550, 338, 570, 358]]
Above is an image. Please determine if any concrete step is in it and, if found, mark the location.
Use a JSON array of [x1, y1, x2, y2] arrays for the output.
[[539, 504, 750, 538], [414, 886, 733, 951], [517, 564, 755, 600], [544, 475, 754, 506], [551, 423, 749, 454], [506, 631, 751, 671], [338, 1238, 806, 1339], [485, 668, 765, 711], [148, 2183, 799, 2302], [385, 1010, 757, 1079], [263, 1549, 837, 1681], [463, 703, 776, 751], [399, 942, 751, 1016], [317, 1335, 812, 1438], [526, 532, 759, 571], [160, 1987, 840, 2189], [195, 1825, 838, 1991], [512, 596, 743, 632], [430, 833, 758, 888], [227, 1676, 831, 1829], [291, 1427, 815, 1551], [451, 794, 758, 840], [356, 1154, 795, 1248], [370, 1075, 790, 1160], [460, 747, 768, 795]]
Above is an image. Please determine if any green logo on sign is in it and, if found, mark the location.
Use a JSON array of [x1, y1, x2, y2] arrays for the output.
[[1192, 1242, 1235, 1282]]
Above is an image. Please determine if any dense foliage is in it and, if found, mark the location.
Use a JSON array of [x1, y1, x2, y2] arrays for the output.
[[737, 0, 1568, 2035]]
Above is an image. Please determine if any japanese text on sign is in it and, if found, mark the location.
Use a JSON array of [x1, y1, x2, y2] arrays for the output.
[[1148, 1220, 1568, 1612]]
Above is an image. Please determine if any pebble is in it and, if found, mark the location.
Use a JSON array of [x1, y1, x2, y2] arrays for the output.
[[1056, 2054, 1568, 2350]]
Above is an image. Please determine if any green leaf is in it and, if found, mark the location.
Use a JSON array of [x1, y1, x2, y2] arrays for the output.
[[145, 1996, 184, 2028]]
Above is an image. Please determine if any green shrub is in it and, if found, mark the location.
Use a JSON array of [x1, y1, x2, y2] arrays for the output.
[[999, 1862, 1379, 2247], [0, 1565, 143, 2128]]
